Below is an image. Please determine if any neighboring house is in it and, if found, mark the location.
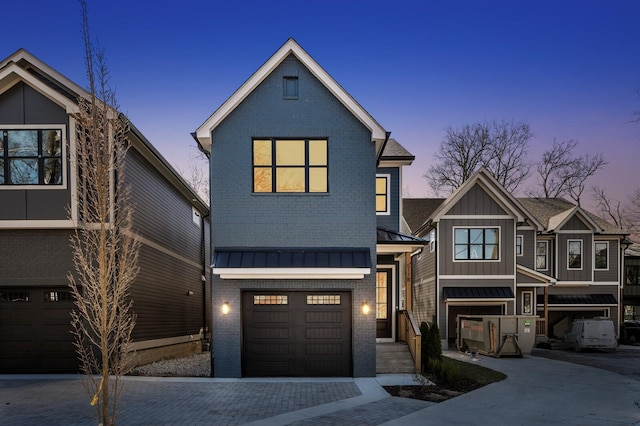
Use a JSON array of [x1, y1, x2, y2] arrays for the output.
[[0, 49, 210, 373], [405, 168, 627, 346], [194, 39, 423, 378], [623, 245, 640, 321]]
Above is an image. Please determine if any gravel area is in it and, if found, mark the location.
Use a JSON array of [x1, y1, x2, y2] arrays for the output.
[[129, 352, 211, 377]]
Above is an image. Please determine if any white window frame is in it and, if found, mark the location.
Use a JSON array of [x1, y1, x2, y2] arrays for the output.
[[375, 174, 391, 215], [0, 124, 67, 190], [452, 226, 501, 262], [516, 235, 524, 256], [536, 240, 548, 271], [567, 239, 583, 271], [521, 290, 534, 315], [594, 241, 609, 271]]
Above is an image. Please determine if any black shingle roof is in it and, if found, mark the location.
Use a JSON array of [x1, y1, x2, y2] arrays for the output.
[[377, 227, 427, 244]]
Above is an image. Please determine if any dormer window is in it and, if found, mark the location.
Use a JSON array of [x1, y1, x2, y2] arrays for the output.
[[1, 128, 63, 185]]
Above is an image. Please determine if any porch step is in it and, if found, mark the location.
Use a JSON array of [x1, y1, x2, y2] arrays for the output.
[[376, 342, 416, 374]]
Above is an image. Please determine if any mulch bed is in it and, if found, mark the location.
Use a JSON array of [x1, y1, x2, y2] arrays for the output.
[[383, 377, 484, 403]]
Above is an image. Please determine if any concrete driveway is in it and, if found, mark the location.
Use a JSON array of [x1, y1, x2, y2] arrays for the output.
[[531, 344, 640, 379]]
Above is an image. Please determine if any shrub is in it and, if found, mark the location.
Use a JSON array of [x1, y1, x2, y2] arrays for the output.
[[420, 321, 443, 373]]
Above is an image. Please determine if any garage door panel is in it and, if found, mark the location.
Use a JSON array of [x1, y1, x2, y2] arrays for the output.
[[243, 291, 351, 377], [0, 288, 78, 373]]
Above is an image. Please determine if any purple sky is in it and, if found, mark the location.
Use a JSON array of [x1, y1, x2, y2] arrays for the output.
[[3, 1, 639, 210]]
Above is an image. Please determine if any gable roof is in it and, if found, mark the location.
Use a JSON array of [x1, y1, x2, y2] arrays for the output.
[[413, 168, 544, 234], [0, 48, 209, 213], [518, 198, 622, 235], [194, 38, 387, 155]]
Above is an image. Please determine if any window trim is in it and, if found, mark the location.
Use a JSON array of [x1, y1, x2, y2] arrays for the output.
[[283, 76, 299, 99], [521, 290, 533, 315], [594, 241, 609, 271], [536, 240, 548, 271], [567, 239, 583, 271], [0, 124, 67, 190], [452, 226, 501, 262], [516, 235, 524, 256], [252, 138, 328, 193], [375, 174, 390, 215]]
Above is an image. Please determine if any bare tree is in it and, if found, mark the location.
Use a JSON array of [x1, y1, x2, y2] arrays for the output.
[[178, 148, 209, 205], [593, 186, 626, 229], [424, 120, 531, 195], [67, 2, 139, 425], [533, 139, 607, 206]]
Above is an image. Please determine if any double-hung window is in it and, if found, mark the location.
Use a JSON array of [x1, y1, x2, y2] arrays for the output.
[[253, 138, 327, 193], [594, 241, 608, 270], [376, 175, 390, 214], [454, 227, 499, 260], [1, 128, 63, 185], [516, 235, 523, 256], [536, 241, 548, 271], [568, 239, 583, 270]]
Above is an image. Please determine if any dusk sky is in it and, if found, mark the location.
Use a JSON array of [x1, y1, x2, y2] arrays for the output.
[[3, 1, 639, 210]]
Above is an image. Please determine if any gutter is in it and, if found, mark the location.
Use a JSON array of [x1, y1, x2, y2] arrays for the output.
[[191, 132, 210, 159]]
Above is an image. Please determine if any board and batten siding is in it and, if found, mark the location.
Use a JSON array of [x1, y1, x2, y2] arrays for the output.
[[439, 218, 515, 276], [0, 82, 71, 221], [594, 239, 619, 282], [516, 229, 536, 270], [447, 184, 507, 216], [557, 233, 593, 282]]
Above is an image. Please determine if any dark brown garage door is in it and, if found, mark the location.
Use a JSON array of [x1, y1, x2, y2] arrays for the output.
[[0, 288, 78, 373], [242, 291, 352, 377]]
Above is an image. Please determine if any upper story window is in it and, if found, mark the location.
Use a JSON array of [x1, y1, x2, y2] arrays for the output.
[[568, 239, 583, 270], [253, 138, 327, 193], [376, 175, 390, 214], [594, 241, 609, 270], [1, 128, 62, 185], [283, 76, 298, 99], [626, 265, 640, 285], [536, 241, 548, 271], [516, 235, 523, 256], [454, 227, 499, 261]]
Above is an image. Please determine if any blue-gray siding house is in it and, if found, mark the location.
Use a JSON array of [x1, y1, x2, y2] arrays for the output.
[[195, 39, 423, 377]]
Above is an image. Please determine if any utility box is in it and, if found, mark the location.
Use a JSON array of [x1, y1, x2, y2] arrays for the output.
[[456, 315, 538, 357]]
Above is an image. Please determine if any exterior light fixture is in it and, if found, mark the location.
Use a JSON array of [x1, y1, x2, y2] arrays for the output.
[[187, 290, 194, 296], [222, 302, 230, 315], [362, 302, 370, 315]]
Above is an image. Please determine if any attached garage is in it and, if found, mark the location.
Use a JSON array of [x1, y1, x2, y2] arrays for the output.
[[242, 290, 352, 377], [0, 288, 78, 373]]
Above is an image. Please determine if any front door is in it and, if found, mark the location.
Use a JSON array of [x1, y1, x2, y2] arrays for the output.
[[376, 270, 392, 338]]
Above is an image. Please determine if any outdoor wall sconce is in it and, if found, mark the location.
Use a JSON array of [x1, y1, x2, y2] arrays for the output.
[[187, 290, 194, 296], [222, 302, 230, 315], [362, 302, 370, 315]]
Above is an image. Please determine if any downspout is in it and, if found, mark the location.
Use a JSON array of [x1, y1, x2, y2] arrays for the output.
[[200, 211, 210, 351], [376, 132, 391, 167]]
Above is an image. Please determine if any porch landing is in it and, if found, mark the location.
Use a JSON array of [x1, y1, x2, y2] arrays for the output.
[[376, 342, 416, 374]]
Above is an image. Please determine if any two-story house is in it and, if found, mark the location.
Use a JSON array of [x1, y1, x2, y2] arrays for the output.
[[195, 39, 423, 378], [405, 168, 626, 346], [0, 49, 210, 373]]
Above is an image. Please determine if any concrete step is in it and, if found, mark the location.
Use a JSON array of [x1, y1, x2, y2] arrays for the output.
[[376, 342, 416, 374]]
